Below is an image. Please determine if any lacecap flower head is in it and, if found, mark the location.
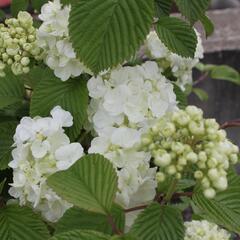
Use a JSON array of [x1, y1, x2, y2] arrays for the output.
[[184, 220, 230, 240], [9, 106, 84, 222]]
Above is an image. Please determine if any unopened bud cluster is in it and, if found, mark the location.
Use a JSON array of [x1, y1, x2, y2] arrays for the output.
[[0, 11, 43, 77], [141, 106, 239, 199]]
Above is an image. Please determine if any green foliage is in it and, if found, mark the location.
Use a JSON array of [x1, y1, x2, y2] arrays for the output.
[[111, 234, 137, 240], [0, 178, 6, 194], [192, 169, 240, 233], [0, 204, 50, 240], [156, 16, 197, 58], [30, 69, 89, 141], [48, 154, 118, 215], [193, 88, 209, 101], [0, 9, 5, 21], [199, 14, 214, 38], [0, 69, 25, 110], [50, 230, 111, 240], [173, 84, 188, 109], [55, 204, 125, 235], [130, 203, 185, 240], [155, 0, 172, 16], [11, 0, 29, 17], [31, 0, 48, 11], [69, 0, 154, 74], [0, 121, 18, 170], [175, 0, 210, 24], [211, 65, 240, 85]]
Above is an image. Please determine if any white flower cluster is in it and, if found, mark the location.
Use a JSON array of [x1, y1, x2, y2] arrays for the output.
[[37, 0, 89, 81], [141, 106, 239, 199], [0, 11, 43, 77], [8, 106, 84, 222], [184, 220, 230, 240], [144, 31, 204, 89], [88, 61, 177, 208]]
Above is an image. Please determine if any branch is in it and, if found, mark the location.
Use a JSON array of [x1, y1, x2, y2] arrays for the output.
[[220, 119, 240, 129], [107, 215, 123, 235], [193, 72, 209, 86]]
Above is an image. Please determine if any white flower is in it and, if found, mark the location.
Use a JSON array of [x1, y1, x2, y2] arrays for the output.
[[145, 31, 204, 89], [37, 0, 90, 81], [9, 106, 84, 222], [184, 220, 230, 240], [87, 61, 177, 134]]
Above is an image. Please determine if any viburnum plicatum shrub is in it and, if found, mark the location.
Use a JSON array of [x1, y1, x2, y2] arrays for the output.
[[0, 0, 240, 240]]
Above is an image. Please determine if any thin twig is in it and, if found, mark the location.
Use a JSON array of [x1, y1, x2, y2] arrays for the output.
[[107, 215, 123, 235], [220, 119, 240, 129], [193, 72, 209, 86]]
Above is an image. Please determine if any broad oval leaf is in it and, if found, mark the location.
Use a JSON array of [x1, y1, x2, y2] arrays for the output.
[[55, 204, 125, 235], [0, 121, 18, 170], [69, 0, 154, 74], [192, 169, 240, 233], [50, 230, 110, 240], [130, 203, 184, 240], [0, 205, 50, 240], [175, 0, 210, 24], [156, 16, 197, 58], [48, 154, 118, 215], [30, 69, 89, 141], [155, 0, 172, 17]]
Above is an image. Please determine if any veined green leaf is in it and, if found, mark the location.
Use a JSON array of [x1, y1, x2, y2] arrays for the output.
[[30, 69, 89, 141], [193, 88, 209, 101], [173, 84, 188, 109], [0, 121, 18, 170], [48, 154, 118, 215], [175, 0, 210, 24], [199, 14, 214, 37], [0, 204, 50, 240], [55, 204, 125, 235], [69, 0, 154, 73], [130, 203, 184, 240], [0, 178, 6, 194], [156, 16, 197, 58], [155, 0, 172, 16]]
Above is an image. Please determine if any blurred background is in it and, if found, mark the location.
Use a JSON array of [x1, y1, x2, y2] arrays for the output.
[[0, 0, 239, 145]]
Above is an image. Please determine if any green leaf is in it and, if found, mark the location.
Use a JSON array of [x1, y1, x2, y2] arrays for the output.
[[0, 121, 18, 170], [199, 14, 214, 37], [155, 0, 172, 16], [11, 0, 29, 17], [55, 204, 125, 235], [195, 63, 215, 72], [192, 169, 240, 233], [30, 69, 89, 141], [210, 65, 240, 85], [130, 203, 184, 240], [31, 0, 48, 11], [0, 9, 6, 21], [0, 69, 25, 110], [69, 0, 154, 74], [173, 84, 187, 109], [0, 178, 6, 194], [48, 154, 118, 215], [0, 204, 50, 240], [175, 0, 210, 24], [50, 230, 110, 240], [156, 16, 197, 58], [111, 234, 137, 240], [176, 179, 196, 191], [193, 88, 209, 101]]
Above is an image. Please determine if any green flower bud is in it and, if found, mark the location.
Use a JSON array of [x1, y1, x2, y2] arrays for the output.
[[230, 154, 238, 164], [208, 168, 219, 181], [18, 11, 33, 28], [203, 188, 216, 199], [22, 66, 30, 74], [213, 177, 228, 191], [186, 152, 198, 163], [166, 165, 177, 175], [6, 43, 19, 56], [156, 172, 166, 182], [155, 153, 171, 167], [21, 57, 30, 66], [171, 142, 184, 154], [201, 177, 210, 189], [194, 170, 203, 179], [186, 106, 203, 121], [161, 122, 176, 137]]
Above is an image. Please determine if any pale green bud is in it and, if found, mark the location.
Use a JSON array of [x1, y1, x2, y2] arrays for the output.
[[186, 152, 198, 163], [217, 130, 227, 141], [28, 35, 35, 42], [194, 170, 203, 179], [2, 53, 9, 61], [23, 43, 32, 51], [7, 58, 13, 65], [186, 106, 203, 121], [176, 173, 181, 179], [6, 43, 19, 56], [207, 157, 218, 168], [0, 61, 5, 70], [161, 122, 176, 137], [155, 153, 171, 167], [213, 177, 228, 191], [171, 142, 185, 154], [178, 157, 187, 166], [201, 177, 210, 189], [189, 121, 205, 136], [204, 188, 216, 199], [18, 11, 33, 28], [198, 151, 207, 162], [208, 168, 219, 181], [230, 154, 238, 164], [22, 66, 30, 74], [167, 165, 177, 175], [156, 172, 166, 182], [14, 55, 21, 62], [21, 57, 30, 66]]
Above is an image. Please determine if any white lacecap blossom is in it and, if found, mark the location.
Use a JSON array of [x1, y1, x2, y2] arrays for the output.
[[9, 106, 84, 222], [184, 220, 231, 240], [87, 61, 177, 134], [37, 0, 90, 81], [89, 127, 157, 208], [145, 31, 204, 89]]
